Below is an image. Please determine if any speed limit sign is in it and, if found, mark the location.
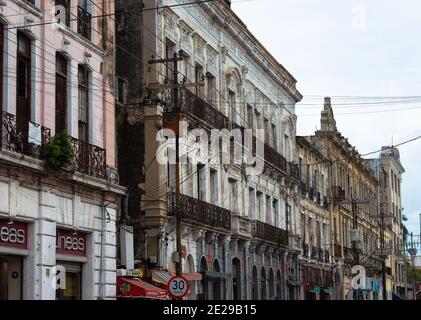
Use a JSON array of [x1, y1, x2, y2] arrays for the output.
[[168, 275, 190, 299]]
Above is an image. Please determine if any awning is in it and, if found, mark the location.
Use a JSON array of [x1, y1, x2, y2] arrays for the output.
[[117, 277, 168, 299], [152, 270, 203, 286]]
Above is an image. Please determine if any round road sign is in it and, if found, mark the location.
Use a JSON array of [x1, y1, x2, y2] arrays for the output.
[[168, 275, 190, 299]]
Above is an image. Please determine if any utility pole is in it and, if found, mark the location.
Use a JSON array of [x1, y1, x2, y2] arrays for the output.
[[148, 52, 204, 278]]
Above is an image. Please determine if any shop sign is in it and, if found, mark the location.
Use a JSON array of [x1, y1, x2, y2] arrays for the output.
[[56, 228, 87, 256], [0, 219, 28, 249]]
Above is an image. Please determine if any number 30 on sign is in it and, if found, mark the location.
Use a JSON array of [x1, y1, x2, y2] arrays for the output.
[[168, 275, 190, 299]]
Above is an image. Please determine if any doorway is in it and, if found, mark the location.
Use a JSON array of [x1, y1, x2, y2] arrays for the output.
[[0, 255, 23, 300]]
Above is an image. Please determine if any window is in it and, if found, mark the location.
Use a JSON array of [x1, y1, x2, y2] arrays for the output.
[[165, 40, 176, 82], [266, 195, 272, 224], [229, 90, 236, 123], [273, 200, 279, 227], [55, 0, 71, 27], [206, 73, 216, 107], [77, 0, 92, 40], [272, 124, 277, 149], [197, 164, 206, 201], [117, 77, 127, 104], [78, 65, 89, 143], [299, 157, 304, 181], [56, 53, 68, 134], [195, 64, 204, 97], [210, 169, 218, 205], [248, 188, 255, 219], [229, 179, 238, 213], [256, 192, 263, 221], [17, 32, 32, 126], [284, 134, 290, 161], [247, 105, 253, 128], [264, 118, 270, 144]]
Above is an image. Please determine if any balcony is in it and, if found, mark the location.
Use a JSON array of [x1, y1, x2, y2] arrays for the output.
[[288, 162, 300, 181], [263, 142, 288, 174], [167, 193, 231, 232], [167, 88, 230, 130], [251, 220, 288, 246], [71, 138, 107, 180], [0, 111, 51, 160]]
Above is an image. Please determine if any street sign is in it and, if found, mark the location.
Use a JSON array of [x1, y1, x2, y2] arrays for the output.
[[168, 275, 190, 299]]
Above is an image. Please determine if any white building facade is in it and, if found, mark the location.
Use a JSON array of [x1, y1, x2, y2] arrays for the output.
[[138, 0, 303, 300]]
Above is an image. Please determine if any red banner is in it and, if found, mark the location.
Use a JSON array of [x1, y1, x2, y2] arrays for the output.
[[0, 219, 28, 250], [56, 228, 87, 256]]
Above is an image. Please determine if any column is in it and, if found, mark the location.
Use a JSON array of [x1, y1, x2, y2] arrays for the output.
[[224, 236, 232, 300], [244, 241, 251, 300]]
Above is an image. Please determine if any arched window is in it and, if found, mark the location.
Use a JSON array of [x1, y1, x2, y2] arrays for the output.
[[55, 53, 68, 134], [261, 268, 267, 300]]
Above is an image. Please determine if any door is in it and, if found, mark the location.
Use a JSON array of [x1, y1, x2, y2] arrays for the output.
[[16, 32, 31, 132], [55, 54, 67, 134], [55, 261, 82, 300], [0, 255, 23, 300]]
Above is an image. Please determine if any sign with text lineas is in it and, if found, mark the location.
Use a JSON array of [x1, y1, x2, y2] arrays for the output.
[[0, 219, 28, 250], [56, 228, 87, 257]]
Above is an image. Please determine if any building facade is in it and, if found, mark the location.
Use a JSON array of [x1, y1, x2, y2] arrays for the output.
[[368, 147, 407, 298], [296, 136, 334, 300], [116, 0, 303, 300], [307, 98, 386, 300], [0, 0, 124, 300]]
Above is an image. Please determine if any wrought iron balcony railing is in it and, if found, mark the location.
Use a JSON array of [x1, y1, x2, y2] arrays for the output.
[[251, 220, 288, 246], [0, 111, 51, 160], [288, 162, 300, 181], [167, 193, 231, 231], [166, 88, 230, 130], [71, 138, 107, 179]]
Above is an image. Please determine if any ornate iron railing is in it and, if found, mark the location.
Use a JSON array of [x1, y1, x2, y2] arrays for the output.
[[251, 220, 288, 246], [263, 142, 288, 173], [171, 89, 230, 130], [71, 137, 106, 179], [167, 193, 231, 231], [0, 111, 51, 159]]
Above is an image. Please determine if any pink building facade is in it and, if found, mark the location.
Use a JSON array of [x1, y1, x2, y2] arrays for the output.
[[0, 0, 124, 300]]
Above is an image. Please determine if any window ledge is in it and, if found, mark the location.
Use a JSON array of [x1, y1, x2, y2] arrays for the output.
[[57, 23, 105, 57], [11, 0, 43, 18]]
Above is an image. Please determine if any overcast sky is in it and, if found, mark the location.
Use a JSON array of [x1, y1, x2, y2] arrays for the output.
[[232, 0, 421, 239]]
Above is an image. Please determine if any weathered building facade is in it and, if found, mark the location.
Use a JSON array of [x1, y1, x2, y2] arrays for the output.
[[296, 136, 334, 300], [0, 0, 124, 300], [307, 98, 386, 300], [368, 147, 406, 299], [116, 0, 303, 300]]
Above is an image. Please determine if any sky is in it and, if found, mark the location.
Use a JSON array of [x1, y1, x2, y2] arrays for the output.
[[232, 0, 421, 239]]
